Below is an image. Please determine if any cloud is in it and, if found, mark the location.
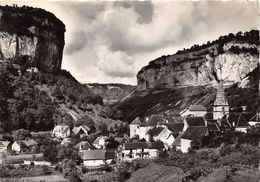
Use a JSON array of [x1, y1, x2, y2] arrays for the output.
[[96, 46, 136, 78], [65, 30, 88, 54], [114, 1, 154, 24], [1, 1, 258, 84]]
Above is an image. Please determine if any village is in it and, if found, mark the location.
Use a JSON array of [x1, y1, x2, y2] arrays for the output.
[[0, 81, 259, 173]]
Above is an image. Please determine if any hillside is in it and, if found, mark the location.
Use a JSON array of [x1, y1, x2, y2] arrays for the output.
[[0, 5, 123, 134], [85, 83, 136, 105], [115, 30, 260, 123]]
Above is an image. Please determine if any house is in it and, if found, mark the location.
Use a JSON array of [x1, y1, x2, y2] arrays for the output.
[[0, 141, 12, 153], [183, 117, 206, 131], [180, 127, 208, 153], [129, 117, 152, 139], [119, 141, 164, 161], [93, 136, 109, 149], [12, 139, 38, 153], [213, 82, 229, 120], [146, 126, 176, 149], [181, 105, 207, 117], [52, 125, 70, 138], [80, 150, 115, 167], [72, 125, 90, 137], [75, 141, 95, 151]]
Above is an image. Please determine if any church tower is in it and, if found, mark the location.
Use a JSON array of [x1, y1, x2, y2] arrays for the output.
[[213, 81, 229, 120]]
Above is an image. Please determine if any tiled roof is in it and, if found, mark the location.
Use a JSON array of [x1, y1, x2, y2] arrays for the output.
[[130, 117, 142, 125], [186, 117, 206, 127], [124, 142, 148, 150], [228, 113, 250, 127], [81, 150, 115, 160], [189, 105, 207, 111], [181, 127, 208, 141], [166, 123, 184, 133], [148, 141, 165, 150], [146, 115, 165, 126], [147, 127, 164, 137]]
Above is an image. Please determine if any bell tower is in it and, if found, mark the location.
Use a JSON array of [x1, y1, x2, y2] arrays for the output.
[[213, 81, 229, 120]]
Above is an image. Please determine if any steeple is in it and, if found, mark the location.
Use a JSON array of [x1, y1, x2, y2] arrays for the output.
[[213, 81, 229, 120], [214, 81, 228, 106]]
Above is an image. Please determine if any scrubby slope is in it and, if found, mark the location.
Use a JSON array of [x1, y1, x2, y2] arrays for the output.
[[85, 83, 136, 105]]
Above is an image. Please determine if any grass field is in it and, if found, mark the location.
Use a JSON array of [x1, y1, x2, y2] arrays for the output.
[[0, 174, 68, 182]]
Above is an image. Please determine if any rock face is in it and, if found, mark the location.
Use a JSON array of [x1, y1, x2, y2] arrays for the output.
[[0, 5, 65, 72], [137, 31, 259, 91], [86, 83, 136, 105]]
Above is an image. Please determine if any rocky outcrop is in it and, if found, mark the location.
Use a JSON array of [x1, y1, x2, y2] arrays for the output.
[[137, 31, 259, 90], [0, 5, 65, 72]]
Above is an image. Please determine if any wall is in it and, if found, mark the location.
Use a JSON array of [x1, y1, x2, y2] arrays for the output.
[[180, 139, 191, 153]]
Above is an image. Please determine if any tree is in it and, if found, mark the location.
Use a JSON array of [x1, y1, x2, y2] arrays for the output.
[[13, 129, 30, 140], [99, 123, 108, 136]]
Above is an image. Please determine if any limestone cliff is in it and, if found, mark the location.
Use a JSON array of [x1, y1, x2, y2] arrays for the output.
[[137, 30, 259, 90], [0, 5, 65, 72]]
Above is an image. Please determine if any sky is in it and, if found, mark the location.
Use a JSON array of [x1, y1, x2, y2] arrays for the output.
[[0, 0, 259, 85]]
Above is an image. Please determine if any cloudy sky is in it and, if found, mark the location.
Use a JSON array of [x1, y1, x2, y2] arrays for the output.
[[0, 1, 259, 85]]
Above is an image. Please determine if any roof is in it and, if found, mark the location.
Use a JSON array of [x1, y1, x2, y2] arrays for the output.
[[189, 105, 207, 111], [147, 127, 164, 137], [75, 141, 95, 150], [81, 150, 115, 160], [181, 127, 208, 141], [186, 117, 206, 127], [21, 139, 38, 147], [148, 141, 165, 149], [165, 116, 183, 124], [228, 113, 250, 127], [130, 117, 142, 125], [123, 141, 164, 150], [124, 142, 148, 150], [166, 123, 184, 133], [73, 125, 90, 135], [53, 125, 70, 134], [146, 115, 165, 126], [249, 113, 260, 122], [207, 123, 220, 132]]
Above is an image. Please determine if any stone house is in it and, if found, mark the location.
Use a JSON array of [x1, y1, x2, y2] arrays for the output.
[[119, 141, 164, 161], [11, 139, 38, 153]]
